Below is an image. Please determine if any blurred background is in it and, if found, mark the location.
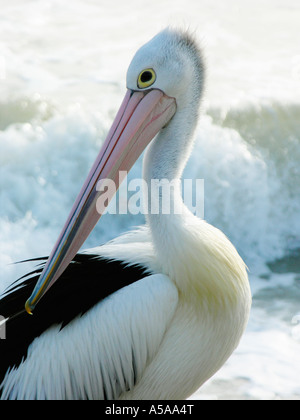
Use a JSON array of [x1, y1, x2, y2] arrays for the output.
[[0, 0, 299, 399]]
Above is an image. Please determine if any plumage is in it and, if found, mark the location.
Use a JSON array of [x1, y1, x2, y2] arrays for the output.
[[0, 28, 251, 400], [0, 253, 149, 388]]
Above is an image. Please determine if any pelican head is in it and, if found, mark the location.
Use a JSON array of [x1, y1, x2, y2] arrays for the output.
[[25, 28, 205, 314], [127, 28, 204, 109]]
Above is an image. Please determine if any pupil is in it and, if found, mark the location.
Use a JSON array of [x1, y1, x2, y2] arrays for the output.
[[141, 71, 152, 83]]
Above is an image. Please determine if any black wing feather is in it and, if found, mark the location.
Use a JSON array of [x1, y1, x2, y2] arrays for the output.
[[0, 254, 149, 387]]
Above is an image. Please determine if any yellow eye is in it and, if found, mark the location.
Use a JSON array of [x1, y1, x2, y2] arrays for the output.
[[137, 68, 156, 89]]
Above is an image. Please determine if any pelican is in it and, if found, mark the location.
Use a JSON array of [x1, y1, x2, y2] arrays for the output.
[[0, 28, 251, 400]]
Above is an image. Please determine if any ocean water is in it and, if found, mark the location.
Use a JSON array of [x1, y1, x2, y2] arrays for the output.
[[0, 0, 300, 400]]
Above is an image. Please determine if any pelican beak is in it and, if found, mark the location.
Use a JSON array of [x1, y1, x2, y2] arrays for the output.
[[25, 89, 176, 314]]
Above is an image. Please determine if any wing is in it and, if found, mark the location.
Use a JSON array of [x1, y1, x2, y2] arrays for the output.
[[1, 273, 178, 400], [0, 254, 149, 391]]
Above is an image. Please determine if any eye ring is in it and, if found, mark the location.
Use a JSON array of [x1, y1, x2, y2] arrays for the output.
[[137, 68, 156, 89]]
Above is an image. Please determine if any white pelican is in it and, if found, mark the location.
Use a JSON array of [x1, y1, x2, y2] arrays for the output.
[[0, 28, 251, 400]]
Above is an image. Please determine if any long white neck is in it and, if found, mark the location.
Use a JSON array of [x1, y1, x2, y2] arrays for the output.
[[142, 96, 200, 269], [142, 96, 249, 313]]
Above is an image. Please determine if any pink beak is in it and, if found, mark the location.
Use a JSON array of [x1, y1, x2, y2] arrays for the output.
[[25, 89, 176, 314]]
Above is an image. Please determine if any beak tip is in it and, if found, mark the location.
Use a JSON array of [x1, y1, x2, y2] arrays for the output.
[[25, 299, 34, 315]]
